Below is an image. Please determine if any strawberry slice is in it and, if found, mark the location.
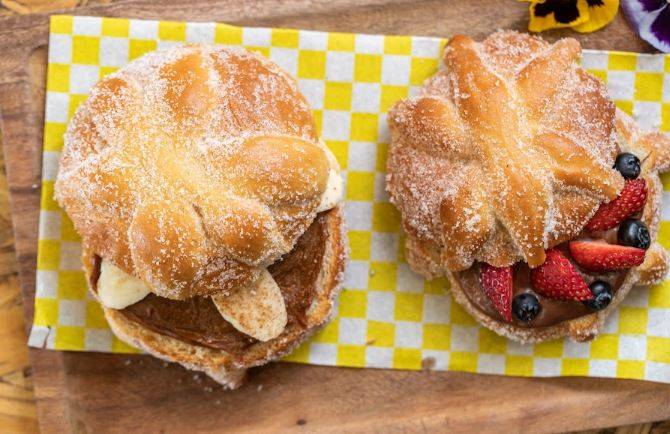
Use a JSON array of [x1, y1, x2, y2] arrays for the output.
[[568, 241, 645, 272], [530, 248, 591, 301], [585, 179, 647, 231], [480, 264, 513, 322]]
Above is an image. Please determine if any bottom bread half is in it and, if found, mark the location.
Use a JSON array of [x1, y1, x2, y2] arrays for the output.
[[83, 207, 346, 389]]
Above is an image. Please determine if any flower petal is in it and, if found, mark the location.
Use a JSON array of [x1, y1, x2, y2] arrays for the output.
[[636, 0, 666, 12], [573, 0, 620, 32], [529, 0, 591, 32], [644, 6, 670, 52], [621, 0, 666, 27]]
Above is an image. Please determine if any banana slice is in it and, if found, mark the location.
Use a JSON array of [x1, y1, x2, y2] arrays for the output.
[[98, 260, 151, 309], [316, 148, 343, 213], [211, 269, 287, 342]]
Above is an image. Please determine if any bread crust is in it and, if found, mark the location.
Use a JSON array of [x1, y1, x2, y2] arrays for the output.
[[387, 31, 621, 271], [56, 44, 338, 300], [85, 206, 345, 388]]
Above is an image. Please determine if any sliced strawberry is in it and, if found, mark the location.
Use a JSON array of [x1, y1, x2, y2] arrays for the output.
[[568, 241, 645, 272], [480, 263, 513, 322], [530, 248, 591, 301], [585, 179, 647, 231]]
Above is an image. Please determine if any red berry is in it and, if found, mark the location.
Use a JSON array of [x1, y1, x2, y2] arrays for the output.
[[530, 248, 591, 301], [585, 179, 647, 231], [480, 263, 513, 322], [568, 241, 645, 272]]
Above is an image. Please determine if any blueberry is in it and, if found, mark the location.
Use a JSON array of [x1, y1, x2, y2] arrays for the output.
[[512, 293, 541, 322], [614, 153, 641, 180], [618, 218, 651, 250], [583, 280, 613, 311]]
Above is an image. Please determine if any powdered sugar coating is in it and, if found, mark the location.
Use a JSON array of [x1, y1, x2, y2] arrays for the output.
[[55, 44, 339, 299], [387, 31, 624, 273]]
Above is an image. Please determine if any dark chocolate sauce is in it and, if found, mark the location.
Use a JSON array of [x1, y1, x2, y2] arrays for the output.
[[93, 212, 331, 354]]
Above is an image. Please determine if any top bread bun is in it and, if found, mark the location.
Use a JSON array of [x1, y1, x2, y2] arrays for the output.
[[55, 44, 339, 300], [387, 31, 624, 273]]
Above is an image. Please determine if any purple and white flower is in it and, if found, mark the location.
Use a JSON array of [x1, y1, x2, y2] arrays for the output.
[[621, 0, 670, 52]]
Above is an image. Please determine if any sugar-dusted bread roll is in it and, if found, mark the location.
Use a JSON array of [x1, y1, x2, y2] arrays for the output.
[[55, 44, 346, 387], [387, 31, 670, 342]]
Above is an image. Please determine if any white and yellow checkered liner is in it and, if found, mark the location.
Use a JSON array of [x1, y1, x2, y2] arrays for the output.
[[29, 15, 670, 382]]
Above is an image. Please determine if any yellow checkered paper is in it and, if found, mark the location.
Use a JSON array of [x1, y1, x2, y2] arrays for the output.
[[30, 15, 670, 382]]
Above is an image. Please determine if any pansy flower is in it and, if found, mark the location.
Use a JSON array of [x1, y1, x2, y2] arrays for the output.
[[525, 0, 620, 33], [621, 0, 670, 52]]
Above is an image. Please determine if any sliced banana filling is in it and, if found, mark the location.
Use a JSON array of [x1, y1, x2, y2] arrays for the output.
[[317, 166, 344, 213], [98, 260, 151, 309], [211, 269, 287, 342], [98, 260, 288, 342], [317, 144, 343, 213]]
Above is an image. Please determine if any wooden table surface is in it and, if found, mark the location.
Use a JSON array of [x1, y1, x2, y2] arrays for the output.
[[1, 1, 670, 433], [0, 104, 38, 432]]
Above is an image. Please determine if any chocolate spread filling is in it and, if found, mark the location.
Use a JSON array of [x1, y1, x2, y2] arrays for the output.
[[92, 212, 331, 354], [457, 228, 628, 328]]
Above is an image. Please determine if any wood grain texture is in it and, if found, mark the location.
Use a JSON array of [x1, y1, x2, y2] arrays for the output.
[[0, 277, 38, 434], [0, 120, 37, 431], [1, 1, 670, 433], [582, 420, 670, 434], [1, 0, 80, 15]]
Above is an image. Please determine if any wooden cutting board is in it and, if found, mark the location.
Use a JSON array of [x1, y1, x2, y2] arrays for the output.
[[2, 1, 670, 432]]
